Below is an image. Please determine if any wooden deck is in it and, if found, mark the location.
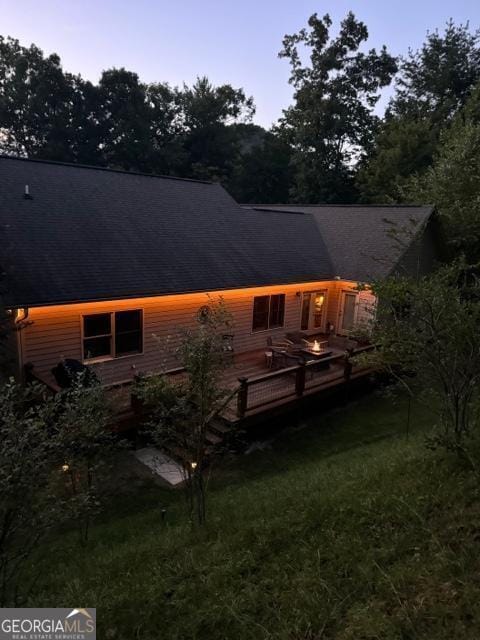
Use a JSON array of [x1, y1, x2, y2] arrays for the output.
[[219, 345, 375, 424], [25, 344, 376, 429]]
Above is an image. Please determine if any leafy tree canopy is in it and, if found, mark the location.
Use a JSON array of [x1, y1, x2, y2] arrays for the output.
[[278, 12, 397, 203], [358, 21, 480, 203]]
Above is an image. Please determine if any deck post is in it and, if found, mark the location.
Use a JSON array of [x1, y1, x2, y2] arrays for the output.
[[343, 350, 353, 404], [237, 377, 249, 418], [295, 361, 306, 397]]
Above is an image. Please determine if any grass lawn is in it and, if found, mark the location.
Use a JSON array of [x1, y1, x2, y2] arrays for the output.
[[33, 391, 480, 639]]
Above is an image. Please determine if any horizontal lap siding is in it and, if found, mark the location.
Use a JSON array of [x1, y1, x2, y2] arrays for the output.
[[23, 282, 338, 386]]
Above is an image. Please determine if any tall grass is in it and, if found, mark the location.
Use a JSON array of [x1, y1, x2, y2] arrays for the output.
[[31, 393, 480, 639]]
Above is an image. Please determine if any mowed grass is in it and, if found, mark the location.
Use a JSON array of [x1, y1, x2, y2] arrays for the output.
[[33, 392, 480, 639]]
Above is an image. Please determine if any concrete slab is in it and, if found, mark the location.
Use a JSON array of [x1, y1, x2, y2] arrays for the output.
[[134, 447, 185, 486]]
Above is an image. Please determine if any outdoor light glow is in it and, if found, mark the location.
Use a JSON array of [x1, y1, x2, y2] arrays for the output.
[[191, 462, 197, 469], [62, 463, 70, 473], [14, 308, 28, 323], [312, 339, 321, 353]]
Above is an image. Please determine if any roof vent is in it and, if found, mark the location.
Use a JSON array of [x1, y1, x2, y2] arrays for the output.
[[24, 184, 33, 200]]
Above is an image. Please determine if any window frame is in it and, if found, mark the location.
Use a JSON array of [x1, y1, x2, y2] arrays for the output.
[[251, 293, 286, 333], [81, 309, 144, 363], [300, 289, 328, 331]]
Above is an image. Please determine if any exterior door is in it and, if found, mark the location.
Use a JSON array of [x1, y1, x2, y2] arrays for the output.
[[339, 292, 357, 334], [301, 291, 326, 331]]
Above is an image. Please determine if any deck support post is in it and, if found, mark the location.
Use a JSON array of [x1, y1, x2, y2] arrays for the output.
[[295, 361, 306, 397], [237, 377, 248, 418], [343, 351, 353, 404]]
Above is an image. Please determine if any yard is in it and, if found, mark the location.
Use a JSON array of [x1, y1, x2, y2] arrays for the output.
[[32, 392, 480, 639]]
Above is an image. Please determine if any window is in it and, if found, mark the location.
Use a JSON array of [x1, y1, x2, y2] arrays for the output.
[[252, 294, 285, 332], [83, 310, 143, 361], [115, 310, 143, 356], [269, 294, 285, 328], [83, 313, 112, 360]]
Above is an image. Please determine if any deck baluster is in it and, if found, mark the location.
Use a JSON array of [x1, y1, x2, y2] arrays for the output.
[[295, 360, 306, 397], [237, 377, 249, 418]]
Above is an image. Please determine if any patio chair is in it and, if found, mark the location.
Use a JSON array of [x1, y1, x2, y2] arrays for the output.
[[284, 331, 311, 352], [266, 336, 291, 349]]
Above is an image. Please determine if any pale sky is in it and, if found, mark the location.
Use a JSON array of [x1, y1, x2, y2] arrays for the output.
[[1, 0, 480, 127]]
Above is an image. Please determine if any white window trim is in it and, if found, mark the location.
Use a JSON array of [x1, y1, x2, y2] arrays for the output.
[[80, 309, 144, 363]]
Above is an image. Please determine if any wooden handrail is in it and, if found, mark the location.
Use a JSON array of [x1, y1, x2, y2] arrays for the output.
[[243, 364, 300, 386]]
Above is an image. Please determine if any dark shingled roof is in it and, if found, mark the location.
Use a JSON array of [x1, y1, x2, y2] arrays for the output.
[[0, 157, 335, 307], [246, 205, 434, 282]]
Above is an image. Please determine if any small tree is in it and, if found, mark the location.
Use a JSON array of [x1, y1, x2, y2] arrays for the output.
[[0, 380, 59, 605], [370, 262, 480, 456], [136, 298, 234, 525], [52, 375, 117, 543]]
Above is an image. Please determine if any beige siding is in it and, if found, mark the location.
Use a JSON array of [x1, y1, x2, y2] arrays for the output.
[[21, 281, 378, 386], [22, 281, 357, 386]]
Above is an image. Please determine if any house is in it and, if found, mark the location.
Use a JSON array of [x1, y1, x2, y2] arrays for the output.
[[0, 156, 440, 414]]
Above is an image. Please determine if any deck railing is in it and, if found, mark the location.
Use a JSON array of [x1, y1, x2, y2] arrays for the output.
[[236, 344, 376, 418]]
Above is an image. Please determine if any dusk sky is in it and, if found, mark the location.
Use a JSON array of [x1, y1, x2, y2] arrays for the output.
[[1, 0, 480, 127]]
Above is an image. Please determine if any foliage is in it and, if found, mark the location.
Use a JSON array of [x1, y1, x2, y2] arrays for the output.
[[136, 298, 234, 525], [356, 115, 437, 203], [0, 380, 60, 605], [404, 84, 480, 262], [392, 20, 480, 120], [278, 12, 397, 203], [0, 37, 257, 192], [227, 129, 293, 203], [0, 36, 99, 163], [178, 76, 255, 181], [51, 375, 117, 543], [359, 21, 480, 202], [370, 262, 480, 455], [26, 394, 480, 639]]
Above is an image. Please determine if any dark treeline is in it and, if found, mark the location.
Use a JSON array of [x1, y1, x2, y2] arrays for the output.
[[1, 14, 480, 204]]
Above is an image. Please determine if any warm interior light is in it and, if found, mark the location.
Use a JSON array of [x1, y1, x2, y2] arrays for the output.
[[312, 339, 321, 353]]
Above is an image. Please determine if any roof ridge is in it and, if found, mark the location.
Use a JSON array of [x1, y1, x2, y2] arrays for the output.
[[244, 203, 433, 209], [0, 154, 213, 185]]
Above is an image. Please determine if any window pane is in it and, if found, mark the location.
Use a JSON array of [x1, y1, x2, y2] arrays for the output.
[[269, 294, 285, 328], [313, 291, 325, 328], [252, 296, 269, 332], [84, 336, 112, 360], [115, 310, 142, 333], [115, 331, 142, 356], [342, 293, 357, 330], [84, 313, 111, 337], [301, 293, 311, 330]]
